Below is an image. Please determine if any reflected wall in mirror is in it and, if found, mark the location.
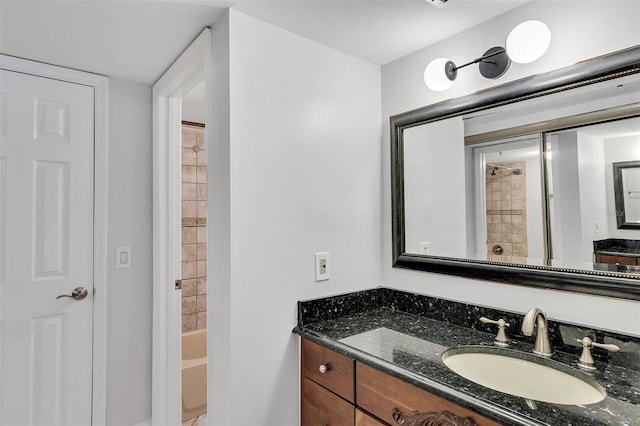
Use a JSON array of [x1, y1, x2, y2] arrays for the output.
[[392, 46, 640, 300], [613, 160, 640, 229]]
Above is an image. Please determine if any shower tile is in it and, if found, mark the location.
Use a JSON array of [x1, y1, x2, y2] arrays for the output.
[[196, 166, 207, 184], [502, 200, 512, 210], [501, 190, 512, 200], [182, 201, 196, 218], [182, 261, 196, 279], [182, 279, 196, 297], [196, 278, 207, 295], [197, 226, 206, 243], [501, 215, 512, 224], [182, 166, 197, 183], [182, 129, 197, 148], [182, 227, 197, 244], [196, 149, 207, 166], [512, 199, 523, 210], [182, 314, 196, 332], [513, 243, 524, 255], [512, 234, 525, 244], [197, 243, 207, 261], [196, 312, 207, 330], [512, 224, 525, 234], [491, 182, 501, 192], [182, 296, 197, 315], [196, 131, 205, 148], [197, 183, 207, 201], [488, 223, 500, 233], [182, 148, 197, 166], [512, 215, 523, 224], [196, 295, 207, 312], [501, 223, 513, 234], [182, 244, 197, 262], [197, 201, 207, 218], [196, 260, 207, 278], [182, 183, 197, 201]]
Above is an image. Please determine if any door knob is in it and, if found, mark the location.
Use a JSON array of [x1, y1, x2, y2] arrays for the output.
[[56, 287, 89, 301]]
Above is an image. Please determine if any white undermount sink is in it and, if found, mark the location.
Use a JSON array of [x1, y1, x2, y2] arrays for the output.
[[442, 346, 606, 405]]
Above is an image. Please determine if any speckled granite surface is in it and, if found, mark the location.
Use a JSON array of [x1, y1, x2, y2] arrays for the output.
[[293, 288, 640, 426], [594, 239, 640, 256]]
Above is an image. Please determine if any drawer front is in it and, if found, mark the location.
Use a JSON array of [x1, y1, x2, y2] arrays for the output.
[[355, 409, 386, 426], [302, 339, 355, 402], [595, 254, 638, 266], [302, 377, 354, 426], [356, 362, 502, 426]]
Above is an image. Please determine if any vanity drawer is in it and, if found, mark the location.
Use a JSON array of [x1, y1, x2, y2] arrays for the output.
[[356, 362, 501, 426], [595, 253, 639, 266], [301, 338, 355, 402], [302, 377, 354, 425]]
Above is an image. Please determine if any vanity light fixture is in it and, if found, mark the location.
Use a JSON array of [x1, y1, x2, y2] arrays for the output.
[[424, 20, 551, 91]]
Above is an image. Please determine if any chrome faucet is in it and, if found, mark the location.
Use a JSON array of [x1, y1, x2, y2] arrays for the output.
[[521, 307, 552, 357]]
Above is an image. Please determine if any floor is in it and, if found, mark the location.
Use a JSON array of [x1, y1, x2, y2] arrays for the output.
[[182, 414, 207, 426]]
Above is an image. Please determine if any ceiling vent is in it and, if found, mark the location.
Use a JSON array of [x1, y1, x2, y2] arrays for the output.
[[425, 0, 450, 8]]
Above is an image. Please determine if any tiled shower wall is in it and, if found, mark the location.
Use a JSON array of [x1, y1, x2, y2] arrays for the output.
[[486, 161, 528, 263], [181, 123, 207, 332]]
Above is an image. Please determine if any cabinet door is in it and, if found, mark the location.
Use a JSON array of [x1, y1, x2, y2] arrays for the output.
[[356, 409, 386, 426], [302, 377, 354, 426], [356, 363, 501, 426]]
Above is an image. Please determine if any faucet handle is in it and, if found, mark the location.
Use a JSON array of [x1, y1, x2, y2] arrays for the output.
[[576, 337, 620, 370], [479, 316, 510, 347]]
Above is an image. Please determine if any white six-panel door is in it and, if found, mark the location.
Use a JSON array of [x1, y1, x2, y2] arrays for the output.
[[0, 69, 94, 426]]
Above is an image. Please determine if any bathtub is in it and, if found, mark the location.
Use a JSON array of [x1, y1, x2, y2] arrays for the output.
[[182, 329, 207, 422]]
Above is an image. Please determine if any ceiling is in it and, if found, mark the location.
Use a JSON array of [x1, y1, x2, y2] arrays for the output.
[[0, 0, 529, 85]]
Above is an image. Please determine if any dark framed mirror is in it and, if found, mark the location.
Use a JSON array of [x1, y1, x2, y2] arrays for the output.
[[613, 160, 640, 229], [391, 46, 640, 301]]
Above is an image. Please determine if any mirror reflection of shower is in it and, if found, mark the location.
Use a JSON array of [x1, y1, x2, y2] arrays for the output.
[[487, 164, 523, 175], [469, 136, 544, 264]]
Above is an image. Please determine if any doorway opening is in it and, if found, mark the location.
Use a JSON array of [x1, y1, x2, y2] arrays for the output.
[[180, 81, 208, 426], [152, 28, 209, 426]]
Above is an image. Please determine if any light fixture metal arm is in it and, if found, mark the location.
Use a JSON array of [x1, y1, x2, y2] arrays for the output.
[[453, 47, 506, 72]]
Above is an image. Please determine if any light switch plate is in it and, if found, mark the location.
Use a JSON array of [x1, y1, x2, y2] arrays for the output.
[[115, 246, 132, 269]]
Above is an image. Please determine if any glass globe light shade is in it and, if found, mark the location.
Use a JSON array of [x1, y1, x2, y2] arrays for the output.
[[424, 57, 455, 91], [506, 20, 551, 64]]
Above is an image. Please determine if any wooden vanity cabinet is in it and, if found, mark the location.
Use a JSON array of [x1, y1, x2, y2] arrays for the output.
[[300, 338, 502, 426]]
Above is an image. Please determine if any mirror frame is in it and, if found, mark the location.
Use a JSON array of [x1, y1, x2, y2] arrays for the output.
[[613, 160, 640, 229], [391, 46, 640, 301]]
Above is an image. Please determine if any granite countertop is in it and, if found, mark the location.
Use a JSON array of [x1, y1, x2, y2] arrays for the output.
[[594, 239, 640, 256], [293, 288, 640, 426]]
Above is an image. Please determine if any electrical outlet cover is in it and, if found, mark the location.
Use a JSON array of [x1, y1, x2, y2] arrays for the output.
[[315, 252, 330, 281]]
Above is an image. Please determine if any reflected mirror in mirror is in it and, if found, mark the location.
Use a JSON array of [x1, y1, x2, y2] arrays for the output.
[[613, 160, 640, 229], [402, 73, 640, 275]]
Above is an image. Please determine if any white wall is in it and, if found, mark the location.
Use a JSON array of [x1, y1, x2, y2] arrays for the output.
[[577, 132, 609, 261], [382, 0, 640, 336], [207, 10, 381, 425], [106, 78, 153, 425], [404, 117, 466, 257]]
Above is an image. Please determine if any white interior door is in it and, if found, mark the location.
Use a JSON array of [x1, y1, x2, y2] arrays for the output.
[[0, 69, 95, 426]]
